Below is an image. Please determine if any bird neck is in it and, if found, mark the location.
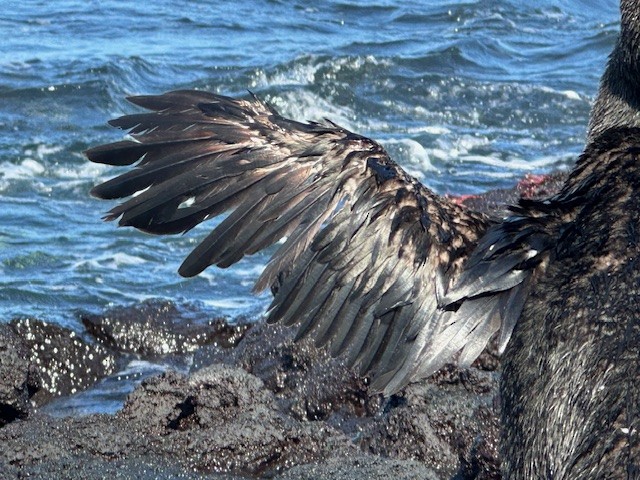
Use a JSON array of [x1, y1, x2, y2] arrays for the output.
[[588, 0, 640, 140]]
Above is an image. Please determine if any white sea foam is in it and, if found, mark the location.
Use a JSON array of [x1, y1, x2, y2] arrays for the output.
[[1, 144, 61, 186], [101, 286, 158, 304], [428, 148, 452, 161], [251, 61, 318, 88], [252, 55, 389, 90], [73, 252, 147, 272], [0, 159, 52, 193], [0, 143, 110, 194], [539, 85, 583, 102], [110, 252, 147, 266], [406, 125, 452, 136], [381, 138, 436, 179], [457, 134, 490, 151], [268, 89, 359, 131], [0, 159, 46, 180], [426, 134, 491, 164], [52, 153, 108, 180], [461, 153, 564, 171], [36, 143, 63, 158], [560, 90, 581, 101], [201, 297, 259, 310]]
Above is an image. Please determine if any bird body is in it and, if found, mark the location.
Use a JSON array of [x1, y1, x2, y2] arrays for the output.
[[500, 129, 640, 478]]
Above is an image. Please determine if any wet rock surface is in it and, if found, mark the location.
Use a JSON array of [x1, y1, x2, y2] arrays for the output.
[[81, 299, 250, 356], [277, 455, 442, 480], [0, 456, 248, 480], [193, 322, 382, 423], [119, 364, 356, 475], [360, 368, 501, 480], [9, 318, 117, 406]]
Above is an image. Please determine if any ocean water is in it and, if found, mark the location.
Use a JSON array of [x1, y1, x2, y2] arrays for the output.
[[0, 1, 621, 411]]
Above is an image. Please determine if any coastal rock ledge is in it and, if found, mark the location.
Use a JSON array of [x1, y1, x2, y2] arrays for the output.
[[0, 310, 501, 480]]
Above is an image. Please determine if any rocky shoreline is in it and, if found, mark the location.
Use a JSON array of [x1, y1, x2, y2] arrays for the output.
[[0, 173, 567, 479], [0, 304, 500, 480]]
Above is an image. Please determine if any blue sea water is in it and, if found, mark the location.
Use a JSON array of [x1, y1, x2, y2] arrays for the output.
[[0, 0, 621, 411]]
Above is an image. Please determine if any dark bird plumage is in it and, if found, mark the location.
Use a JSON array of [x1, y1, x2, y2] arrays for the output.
[[500, 128, 640, 478], [87, 1, 640, 477]]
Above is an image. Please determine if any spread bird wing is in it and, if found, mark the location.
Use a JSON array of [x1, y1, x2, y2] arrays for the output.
[[87, 89, 529, 395]]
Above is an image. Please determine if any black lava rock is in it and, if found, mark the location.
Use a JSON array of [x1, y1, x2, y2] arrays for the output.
[[117, 363, 356, 476], [0, 314, 500, 479], [10, 318, 117, 405], [0, 323, 39, 426], [193, 322, 382, 423]]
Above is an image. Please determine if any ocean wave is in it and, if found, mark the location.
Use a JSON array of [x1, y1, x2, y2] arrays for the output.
[[264, 88, 360, 132], [381, 138, 436, 179], [0, 158, 46, 180], [250, 54, 391, 91], [201, 297, 267, 312], [454, 153, 565, 172], [72, 252, 147, 272]]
